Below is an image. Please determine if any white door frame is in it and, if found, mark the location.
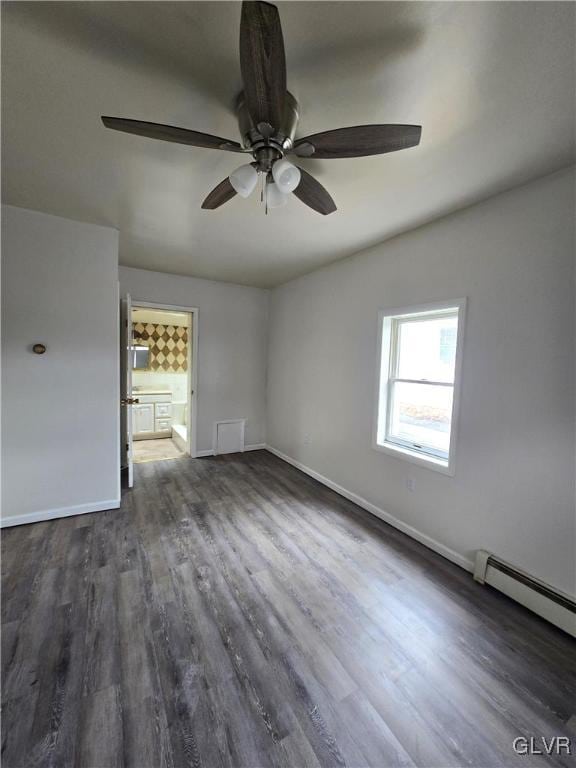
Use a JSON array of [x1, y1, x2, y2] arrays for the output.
[[120, 292, 135, 487], [130, 300, 199, 459]]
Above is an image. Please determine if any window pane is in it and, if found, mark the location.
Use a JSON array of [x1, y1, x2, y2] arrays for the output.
[[389, 381, 453, 455], [397, 314, 458, 383]]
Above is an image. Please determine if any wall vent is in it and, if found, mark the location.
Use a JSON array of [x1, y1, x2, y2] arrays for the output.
[[213, 419, 246, 455], [474, 550, 575, 637]]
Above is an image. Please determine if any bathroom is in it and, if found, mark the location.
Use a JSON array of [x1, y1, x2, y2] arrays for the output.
[[131, 306, 193, 463]]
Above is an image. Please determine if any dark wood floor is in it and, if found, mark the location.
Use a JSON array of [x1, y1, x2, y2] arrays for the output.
[[2, 450, 575, 768]]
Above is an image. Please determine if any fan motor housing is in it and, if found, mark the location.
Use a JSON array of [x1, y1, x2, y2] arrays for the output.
[[236, 91, 299, 157]]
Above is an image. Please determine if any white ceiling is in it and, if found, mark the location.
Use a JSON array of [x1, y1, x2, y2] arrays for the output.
[[2, 1, 574, 288]]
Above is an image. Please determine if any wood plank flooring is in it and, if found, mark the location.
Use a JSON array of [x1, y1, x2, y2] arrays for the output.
[[2, 450, 575, 768]]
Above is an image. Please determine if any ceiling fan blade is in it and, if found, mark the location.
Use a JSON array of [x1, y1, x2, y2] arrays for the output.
[[293, 167, 336, 215], [101, 117, 243, 153], [239, 1, 286, 133], [201, 178, 237, 210], [293, 124, 422, 159]]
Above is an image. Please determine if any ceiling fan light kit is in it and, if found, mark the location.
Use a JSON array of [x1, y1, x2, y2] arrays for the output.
[[271, 159, 301, 194], [266, 181, 288, 209], [229, 163, 259, 198], [102, 1, 422, 216]]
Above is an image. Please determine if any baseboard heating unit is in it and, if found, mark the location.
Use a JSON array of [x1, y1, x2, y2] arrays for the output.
[[474, 551, 575, 637]]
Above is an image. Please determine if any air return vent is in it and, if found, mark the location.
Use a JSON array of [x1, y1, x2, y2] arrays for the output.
[[213, 419, 245, 455], [474, 551, 575, 637]]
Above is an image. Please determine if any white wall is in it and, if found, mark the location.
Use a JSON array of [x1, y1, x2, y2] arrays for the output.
[[267, 167, 576, 596], [132, 371, 188, 403], [119, 267, 268, 452], [1, 206, 120, 524]]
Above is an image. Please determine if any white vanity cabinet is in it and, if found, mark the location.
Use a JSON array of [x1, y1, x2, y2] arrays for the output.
[[133, 391, 173, 439], [133, 403, 155, 436]]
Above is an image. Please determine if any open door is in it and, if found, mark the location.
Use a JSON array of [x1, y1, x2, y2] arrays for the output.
[[120, 293, 135, 487]]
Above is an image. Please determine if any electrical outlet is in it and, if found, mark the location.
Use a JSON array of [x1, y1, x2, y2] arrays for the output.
[[406, 477, 416, 492]]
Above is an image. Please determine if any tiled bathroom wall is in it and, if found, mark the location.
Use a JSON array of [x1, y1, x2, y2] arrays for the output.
[[132, 322, 188, 372]]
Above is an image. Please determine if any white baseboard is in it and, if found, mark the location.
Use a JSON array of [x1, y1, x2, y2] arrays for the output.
[[1, 498, 121, 528], [195, 443, 267, 459], [265, 445, 473, 573]]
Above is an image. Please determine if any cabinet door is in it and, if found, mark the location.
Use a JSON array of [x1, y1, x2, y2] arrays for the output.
[[155, 403, 172, 418], [133, 404, 155, 435]]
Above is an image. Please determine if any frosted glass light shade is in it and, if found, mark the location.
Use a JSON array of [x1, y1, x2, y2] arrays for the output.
[[266, 182, 288, 208], [271, 159, 301, 194], [229, 164, 258, 198]]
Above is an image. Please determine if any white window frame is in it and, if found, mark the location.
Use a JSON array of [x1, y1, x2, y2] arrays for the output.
[[373, 298, 467, 476]]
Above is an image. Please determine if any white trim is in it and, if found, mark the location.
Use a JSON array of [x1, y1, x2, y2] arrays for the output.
[[473, 549, 491, 583], [196, 442, 265, 458], [131, 300, 199, 459], [190, 310, 199, 459], [372, 297, 467, 476], [212, 419, 246, 455], [114, 281, 121, 500], [1, 499, 121, 528], [265, 445, 473, 573], [372, 442, 453, 475], [375, 300, 465, 321]]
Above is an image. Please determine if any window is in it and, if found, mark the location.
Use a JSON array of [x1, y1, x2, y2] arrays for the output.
[[374, 300, 465, 473]]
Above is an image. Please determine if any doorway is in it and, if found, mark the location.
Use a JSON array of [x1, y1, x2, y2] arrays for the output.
[[121, 299, 198, 479]]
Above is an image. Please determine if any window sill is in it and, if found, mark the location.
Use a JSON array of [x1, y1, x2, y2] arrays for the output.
[[373, 440, 455, 476]]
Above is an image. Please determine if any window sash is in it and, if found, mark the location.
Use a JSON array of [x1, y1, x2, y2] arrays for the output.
[[390, 310, 458, 384], [385, 380, 453, 459], [389, 377, 453, 387]]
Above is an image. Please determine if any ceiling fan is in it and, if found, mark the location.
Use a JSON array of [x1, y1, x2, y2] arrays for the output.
[[102, 1, 421, 215]]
